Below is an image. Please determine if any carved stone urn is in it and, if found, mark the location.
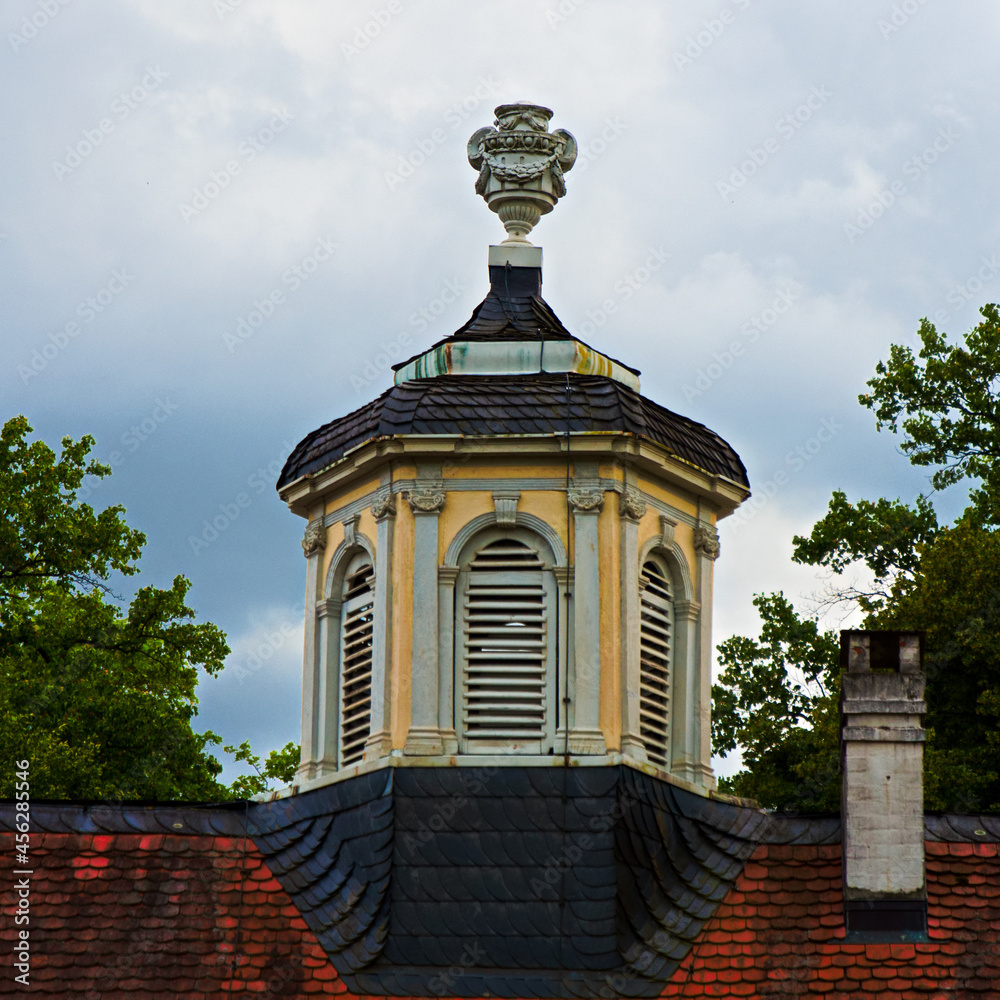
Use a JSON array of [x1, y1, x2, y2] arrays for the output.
[[468, 103, 577, 243]]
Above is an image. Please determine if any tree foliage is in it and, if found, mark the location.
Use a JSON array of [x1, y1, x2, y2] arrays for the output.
[[861, 304, 1000, 523], [0, 415, 297, 801], [714, 306, 1000, 813], [712, 594, 840, 811]]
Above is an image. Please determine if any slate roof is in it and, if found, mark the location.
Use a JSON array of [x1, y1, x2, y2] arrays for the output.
[[3, 768, 999, 998], [276, 374, 749, 490], [431, 264, 577, 343], [393, 264, 639, 377]]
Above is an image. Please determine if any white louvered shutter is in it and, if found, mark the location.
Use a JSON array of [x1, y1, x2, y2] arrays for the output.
[[639, 560, 672, 767], [339, 556, 374, 767], [459, 539, 556, 754]]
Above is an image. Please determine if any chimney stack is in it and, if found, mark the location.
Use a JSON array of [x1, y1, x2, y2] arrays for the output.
[[840, 630, 928, 940]]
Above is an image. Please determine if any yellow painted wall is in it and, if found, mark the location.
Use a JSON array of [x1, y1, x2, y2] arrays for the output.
[[437, 491, 493, 563], [636, 475, 700, 520], [298, 443, 724, 764]]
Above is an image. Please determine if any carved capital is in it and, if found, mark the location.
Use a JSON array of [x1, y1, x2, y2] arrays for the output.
[[302, 519, 326, 558], [492, 490, 521, 526], [371, 493, 397, 521], [619, 489, 647, 522], [408, 490, 446, 515], [673, 599, 701, 622], [316, 598, 341, 620], [693, 524, 721, 560], [568, 489, 604, 514]]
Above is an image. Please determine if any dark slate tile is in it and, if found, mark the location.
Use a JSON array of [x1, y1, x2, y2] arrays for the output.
[[278, 374, 747, 489]]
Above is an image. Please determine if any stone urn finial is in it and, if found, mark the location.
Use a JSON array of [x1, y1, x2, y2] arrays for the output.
[[468, 103, 577, 244]]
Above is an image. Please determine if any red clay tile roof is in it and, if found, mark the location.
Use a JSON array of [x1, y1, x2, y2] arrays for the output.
[[0, 830, 345, 998], [3, 790, 998, 998], [661, 841, 1000, 998]]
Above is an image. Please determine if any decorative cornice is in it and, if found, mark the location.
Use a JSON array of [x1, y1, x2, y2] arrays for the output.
[[302, 519, 326, 558], [693, 524, 721, 560], [437, 566, 460, 586], [619, 489, 647, 522], [371, 493, 397, 521], [568, 489, 604, 514], [321, 480, 698, 533], [408, 490, 446, 515]]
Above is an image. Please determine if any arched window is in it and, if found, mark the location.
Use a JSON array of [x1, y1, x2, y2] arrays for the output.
[[339, 553, 374, 767], [457, 536, 556, 754], [639, 559, 673, 767]]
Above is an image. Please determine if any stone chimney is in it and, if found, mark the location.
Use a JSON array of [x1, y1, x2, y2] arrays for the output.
[[840, 630, 928, 940]]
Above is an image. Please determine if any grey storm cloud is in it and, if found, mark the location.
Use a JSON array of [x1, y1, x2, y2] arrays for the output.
[[3, 0, 998, 778]]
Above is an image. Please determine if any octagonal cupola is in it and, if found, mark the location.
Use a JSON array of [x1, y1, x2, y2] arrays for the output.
[[277, 103, 750, 792]]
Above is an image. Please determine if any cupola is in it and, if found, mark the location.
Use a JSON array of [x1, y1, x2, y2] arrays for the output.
[[277, 103, 750, 790]]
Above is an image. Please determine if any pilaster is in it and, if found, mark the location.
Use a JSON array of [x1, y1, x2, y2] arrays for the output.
[[687, 521, 719, 786], [297, 516, 326, 782], [365, 492, 396, 761], [405, 483, 446, 755], [619, 487, 646, 759], [567, 484, 607, 755]]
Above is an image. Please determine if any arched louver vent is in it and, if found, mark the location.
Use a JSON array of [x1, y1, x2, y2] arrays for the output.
[[459, 539, 555, 753], [639, 560, 672, 768], [340, 556, 374, 767]]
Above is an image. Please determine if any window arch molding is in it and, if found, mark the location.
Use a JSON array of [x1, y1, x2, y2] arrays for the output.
[[438, 513, 569, 756], [305, 527, 377, 777], [323, 532, 376, 602], [637, 535, 693, 604], [443, 511, 566, 571]]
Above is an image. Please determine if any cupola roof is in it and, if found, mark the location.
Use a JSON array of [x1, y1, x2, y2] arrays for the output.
[[391, 249, 640, 390], [276, 373, 748, 489], [277, 102, 748, 501]]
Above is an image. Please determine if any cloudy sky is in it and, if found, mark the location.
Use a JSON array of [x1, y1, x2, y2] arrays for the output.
[[5, 0, 997, 784]]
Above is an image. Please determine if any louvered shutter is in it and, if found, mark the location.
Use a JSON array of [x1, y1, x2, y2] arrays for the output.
[[639, 560, 672, 767], [458, 539, 556, 754], [339, 556, 374, 767]]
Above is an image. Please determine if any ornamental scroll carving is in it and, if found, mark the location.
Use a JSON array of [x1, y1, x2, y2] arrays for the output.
[[619, 490, 647, 522], [407, 490, 446, 514], [693, 525, 721, 560], [568, 489, 604, 514], [302, 520, 326, 558], [371, 493, 397, 521]]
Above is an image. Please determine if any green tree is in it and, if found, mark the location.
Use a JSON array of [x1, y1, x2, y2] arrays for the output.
[[712, 594, 840, 811], [714, 306, 1000, 813], [0, 415, 297, 800], [862, 303, 1000, 524]]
